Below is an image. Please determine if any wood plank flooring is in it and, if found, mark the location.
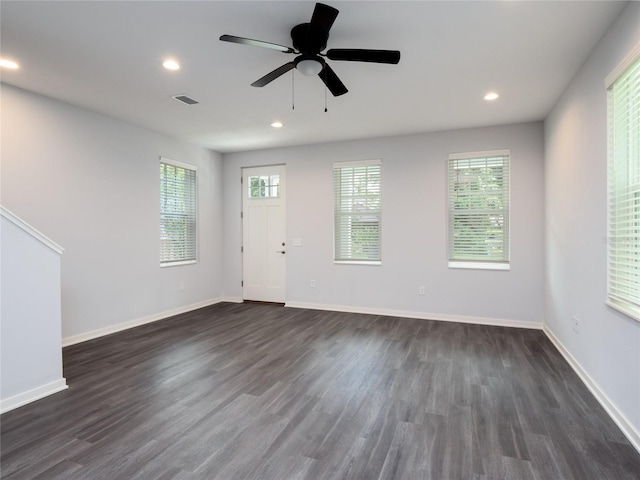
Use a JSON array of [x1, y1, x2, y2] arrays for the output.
[[2, 302, 639, 479]]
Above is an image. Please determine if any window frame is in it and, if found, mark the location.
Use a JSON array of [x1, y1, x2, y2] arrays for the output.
[[159, 157, 198, 268], [447, 149, 511, 271], [605, 44, 640, 322], [333, 159, 382, 265]]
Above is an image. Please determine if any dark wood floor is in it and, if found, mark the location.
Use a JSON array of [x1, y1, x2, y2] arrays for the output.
[[2, 303, 639, 479]]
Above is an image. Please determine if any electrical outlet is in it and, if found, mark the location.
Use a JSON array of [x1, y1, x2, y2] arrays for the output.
[[572, 316, 580, 334], [419, 285, 425, 295], [310, 280, 316, 288]]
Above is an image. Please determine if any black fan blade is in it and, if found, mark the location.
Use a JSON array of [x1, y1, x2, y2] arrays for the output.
[[326, 49, 401, 64], [251, 62, 296, 87], [306, 3, 339, 51], [220, 34, 294, 54], [318, 63, 348, 96]]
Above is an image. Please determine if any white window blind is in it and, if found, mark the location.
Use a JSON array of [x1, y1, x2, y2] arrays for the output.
[[333, 160, 382, 263], [448, 150, 510, 268], [607, 53, 640, 320], [160, 158, 197, 266]]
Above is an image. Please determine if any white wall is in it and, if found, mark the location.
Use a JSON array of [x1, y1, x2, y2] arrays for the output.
[[544, 2, 640, 446], [223, 122, 545, 326], [1, 211, 66, 411], [1, 84, 224, 342]]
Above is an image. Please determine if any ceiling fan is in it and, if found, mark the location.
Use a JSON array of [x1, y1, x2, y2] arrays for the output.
[[220, 2, 401, 97]]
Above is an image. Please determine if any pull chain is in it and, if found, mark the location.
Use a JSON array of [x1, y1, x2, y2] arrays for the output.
[[324, 67, 328, 112], [324, 83, 328, 112], [292, 69, 295, 110], [290, 67, 331, 113]]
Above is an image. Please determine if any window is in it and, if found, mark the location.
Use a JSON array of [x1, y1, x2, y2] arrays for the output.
[[333, 160, 382, 263], [248, 174, 280, 198], [160, 158, 197, 266], [448, 150, 510, 269], [607, 49, 640, 321]]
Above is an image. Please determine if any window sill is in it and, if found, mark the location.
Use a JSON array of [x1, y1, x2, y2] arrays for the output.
[[448, 261, 510, 271], [606, 300, 640, 323], [161, 260, 197, 268], [334, 260, 382, 266]]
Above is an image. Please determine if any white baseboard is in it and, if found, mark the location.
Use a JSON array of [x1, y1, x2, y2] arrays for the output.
[[62, 297, 226, 347], [1, 378, 68, 414], [284, 301, 542, 330], [543, 325, 640, 453], [221, 296, 244, 303]]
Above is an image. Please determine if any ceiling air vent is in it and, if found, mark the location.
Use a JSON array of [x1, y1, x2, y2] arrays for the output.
[[172, 94, 199, 106]]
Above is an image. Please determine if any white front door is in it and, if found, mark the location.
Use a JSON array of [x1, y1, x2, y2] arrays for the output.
[[242, 165, 286, 303]]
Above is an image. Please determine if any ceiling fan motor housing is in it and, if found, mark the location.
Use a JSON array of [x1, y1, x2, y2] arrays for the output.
[[291, 23, 328, 54]]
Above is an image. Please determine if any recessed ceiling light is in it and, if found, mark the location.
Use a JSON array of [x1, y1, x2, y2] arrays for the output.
[[270, 121, 283, 128], [484, 92, 499, 101], [0, 59, 19, 70], [163, 60, 180, 71]]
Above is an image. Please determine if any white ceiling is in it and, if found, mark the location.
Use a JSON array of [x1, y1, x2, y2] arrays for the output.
[[1, 1, 627, 153]]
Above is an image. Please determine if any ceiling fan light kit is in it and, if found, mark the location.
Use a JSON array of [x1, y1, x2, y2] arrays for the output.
[[220, 2, 401, 97], [295, 57, 323, 76]]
